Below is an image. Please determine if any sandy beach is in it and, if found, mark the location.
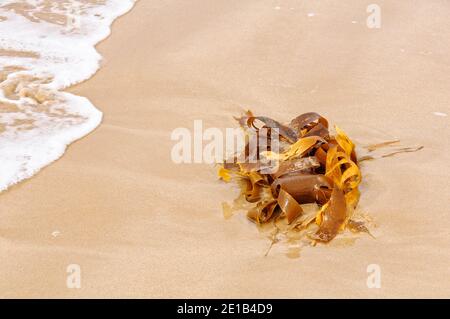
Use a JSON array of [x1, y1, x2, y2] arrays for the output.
[[1, 0, 449, 298]]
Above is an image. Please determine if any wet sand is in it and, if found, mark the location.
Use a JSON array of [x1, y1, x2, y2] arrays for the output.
[[1, 0, 449, 298]]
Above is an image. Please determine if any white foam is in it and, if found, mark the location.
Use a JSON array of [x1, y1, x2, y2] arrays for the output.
[[0, 0, 136, 192]]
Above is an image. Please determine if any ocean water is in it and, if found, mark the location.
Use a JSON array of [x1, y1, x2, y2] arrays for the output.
[[0, 0, 136, 191]]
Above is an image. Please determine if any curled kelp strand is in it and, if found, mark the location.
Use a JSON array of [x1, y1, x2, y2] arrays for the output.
[[311, 186, 347, 243], [271, 173, 333, 204], [277, 188, 303, 224], [263, 136, 325, 161], [335, 125, 355, 157], [244, 171, 268, 203], [247, 116, 298, 143], [289, 112, 329, 138], [235, 111, 298, 144], [325, 146, 361, 193], [282, 136, 325, 160]]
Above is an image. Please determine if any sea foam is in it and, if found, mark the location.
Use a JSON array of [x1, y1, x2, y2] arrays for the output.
[[0, 0, 136, 191]]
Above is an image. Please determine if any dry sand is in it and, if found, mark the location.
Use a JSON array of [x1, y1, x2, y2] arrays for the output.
[[1, 0, 449, 298]]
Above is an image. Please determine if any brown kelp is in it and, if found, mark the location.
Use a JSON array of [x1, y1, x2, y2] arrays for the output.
[[218, 111, 365, 245]]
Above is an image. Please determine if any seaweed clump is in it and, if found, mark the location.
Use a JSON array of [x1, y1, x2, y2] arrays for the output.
[[218, 111, 370, 247]]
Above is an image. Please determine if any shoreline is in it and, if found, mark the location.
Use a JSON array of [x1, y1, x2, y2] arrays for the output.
[[0, 1, 137, 193], [1, 0, 449, 298]]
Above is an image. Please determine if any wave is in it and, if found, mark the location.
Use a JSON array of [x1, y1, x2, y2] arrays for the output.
[[0, 0, 136, 191]]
